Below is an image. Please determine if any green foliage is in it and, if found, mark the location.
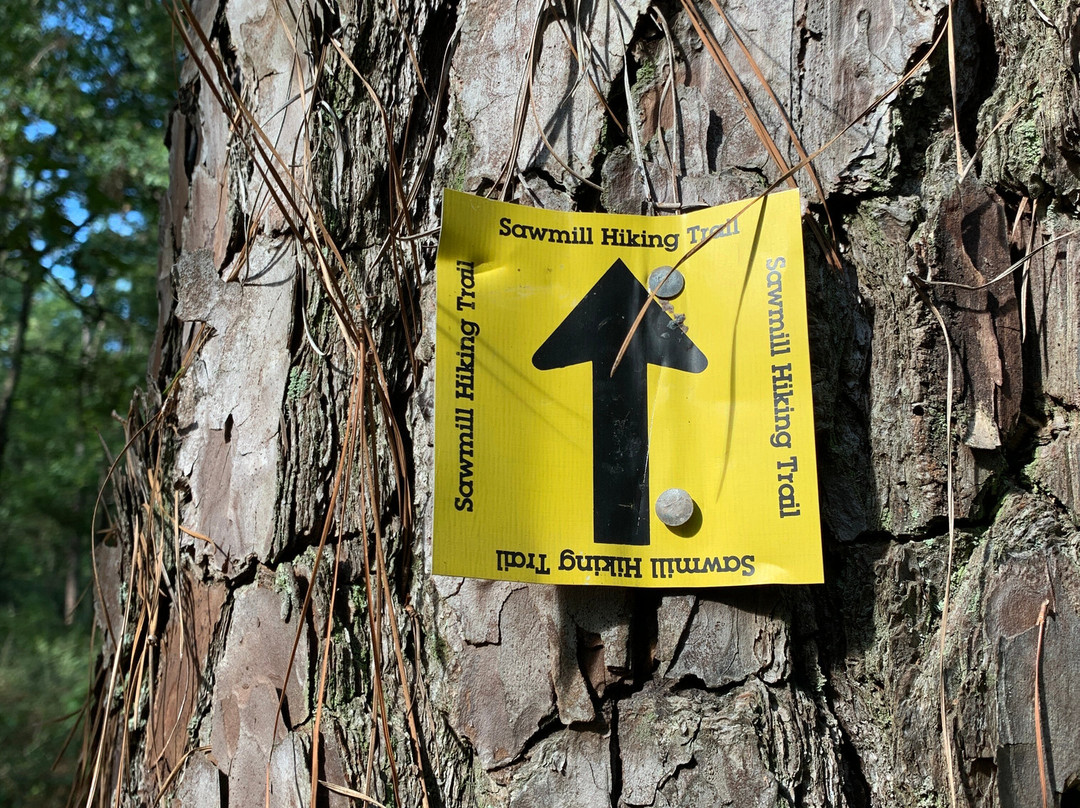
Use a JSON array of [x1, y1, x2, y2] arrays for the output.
[[0, 604, 90, 805], [0, 1, 174, 804]]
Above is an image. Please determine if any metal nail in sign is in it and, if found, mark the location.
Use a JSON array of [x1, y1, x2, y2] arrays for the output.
[[432, 189, 822, 587]]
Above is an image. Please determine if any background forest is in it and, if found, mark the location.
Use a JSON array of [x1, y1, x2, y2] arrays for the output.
[[0, 2, 173, 804]]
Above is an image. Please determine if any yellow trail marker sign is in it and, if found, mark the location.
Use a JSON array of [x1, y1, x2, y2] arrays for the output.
[[433, 189, 822, 587]]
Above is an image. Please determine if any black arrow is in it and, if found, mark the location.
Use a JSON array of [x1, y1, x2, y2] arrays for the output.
[[533, 259, 707, 546]]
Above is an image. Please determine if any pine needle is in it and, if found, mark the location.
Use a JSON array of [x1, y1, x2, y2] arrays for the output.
[[702, 0, 843, 272], [908, 272, 958, 808], [947, 0, 963, 175], [1034, 597, 1052, 808], [609, 20, 950, 375], [924, 228, 1079, 292], [319, 779, 392, 807]]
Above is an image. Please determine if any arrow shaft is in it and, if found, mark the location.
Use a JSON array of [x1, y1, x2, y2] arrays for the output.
[[591, 361, 650, 545], [533, 259, 707, 548]]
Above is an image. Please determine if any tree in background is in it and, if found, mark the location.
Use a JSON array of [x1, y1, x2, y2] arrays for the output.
[[0, 2, 172, 805]]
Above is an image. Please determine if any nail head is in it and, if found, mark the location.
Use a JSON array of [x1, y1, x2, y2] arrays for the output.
[[655, 488, 694, 527], [649, 266, 685, 299]]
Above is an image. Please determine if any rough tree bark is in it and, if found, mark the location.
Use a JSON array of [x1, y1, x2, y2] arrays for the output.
[[90, 0, 1080, 806]]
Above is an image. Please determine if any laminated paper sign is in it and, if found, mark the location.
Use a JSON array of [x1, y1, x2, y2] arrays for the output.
[[433, 189, 822, 587]]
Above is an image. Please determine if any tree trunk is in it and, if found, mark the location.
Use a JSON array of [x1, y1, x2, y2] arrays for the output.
[[88, 0, 1080, 806], [0, 271, 35, 486]]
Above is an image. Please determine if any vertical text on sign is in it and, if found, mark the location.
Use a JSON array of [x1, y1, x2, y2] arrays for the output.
[[765, 256, 801, 519], [455, 260, 479, 512]]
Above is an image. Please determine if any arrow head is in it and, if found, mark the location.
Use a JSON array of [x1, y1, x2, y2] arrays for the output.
[[532, 259, 708, 373]]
